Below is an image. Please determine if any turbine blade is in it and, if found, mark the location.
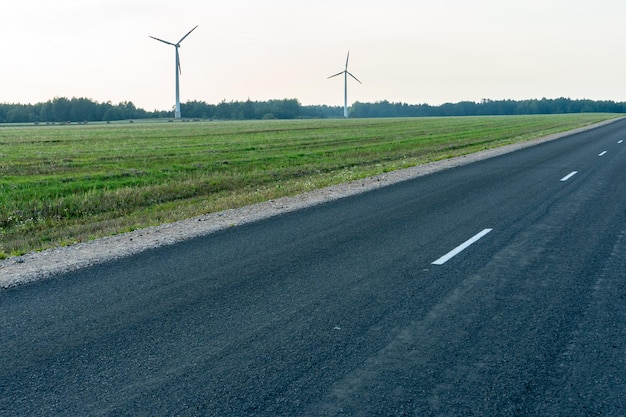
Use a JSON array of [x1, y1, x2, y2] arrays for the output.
[[149, 35, 176, 46], [176, 49, 182, 74], [345, 51, 350, 70], [327, 71, 344, 79], [178, 25, 198, 44], [347, 71, 362, 84]]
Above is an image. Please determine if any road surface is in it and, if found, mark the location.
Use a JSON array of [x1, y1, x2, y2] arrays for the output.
[[2, 119, 626, 416]]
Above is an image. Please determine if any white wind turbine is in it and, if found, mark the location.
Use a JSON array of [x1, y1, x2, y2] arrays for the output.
[[150, 25, 198, 119], [328, 51, 362, 118]]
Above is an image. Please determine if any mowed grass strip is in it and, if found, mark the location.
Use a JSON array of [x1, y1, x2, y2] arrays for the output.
[[0, 114, 619, 257]]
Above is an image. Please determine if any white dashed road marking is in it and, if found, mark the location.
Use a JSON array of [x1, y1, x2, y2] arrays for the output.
[[432, 229, 493, 265], [560, 171, 578, 182]]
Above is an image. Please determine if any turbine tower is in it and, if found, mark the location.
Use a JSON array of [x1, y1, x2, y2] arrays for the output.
[[328, 51, 362, 118], [150, 25, 198, 119]]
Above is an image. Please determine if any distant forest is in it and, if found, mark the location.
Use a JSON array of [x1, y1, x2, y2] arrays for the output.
[[1, 96, 626, 123]]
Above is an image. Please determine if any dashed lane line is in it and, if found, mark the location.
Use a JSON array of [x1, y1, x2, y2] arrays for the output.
[[561, 171, 578, 182], [432, 229, 493, 265]]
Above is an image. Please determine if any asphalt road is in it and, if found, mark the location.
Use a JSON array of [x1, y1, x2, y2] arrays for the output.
[[2, 119, 626, 416]]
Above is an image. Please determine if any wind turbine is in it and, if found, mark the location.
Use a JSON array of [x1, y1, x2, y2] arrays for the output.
[[150, 25, 198, 119], [328, 51, 362, 118]]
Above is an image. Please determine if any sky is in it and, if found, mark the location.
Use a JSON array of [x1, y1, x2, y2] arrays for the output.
[[2, 0, 626, 111]]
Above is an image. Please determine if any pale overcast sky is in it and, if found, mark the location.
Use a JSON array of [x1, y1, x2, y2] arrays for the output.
[[1, 0, 625, 111]]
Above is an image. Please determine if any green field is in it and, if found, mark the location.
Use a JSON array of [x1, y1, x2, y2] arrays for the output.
[[0, 114, 620, 258]]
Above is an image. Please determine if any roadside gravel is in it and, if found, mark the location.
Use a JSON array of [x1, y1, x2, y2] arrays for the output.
[[1, 119, 621, 289]]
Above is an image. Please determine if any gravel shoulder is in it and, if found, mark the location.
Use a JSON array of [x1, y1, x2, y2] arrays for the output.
[[1, 119, 621, 289]]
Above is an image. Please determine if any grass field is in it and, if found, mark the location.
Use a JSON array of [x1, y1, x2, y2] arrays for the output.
[[0, 114, 620, 258]]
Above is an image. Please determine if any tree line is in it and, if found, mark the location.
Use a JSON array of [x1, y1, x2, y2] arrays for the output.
[[1, 96, 625, 123], [0, 97, 330, 123], [349, 98, 626, 118], [178, 99, 342, 120], [0, 98, 149, 124]]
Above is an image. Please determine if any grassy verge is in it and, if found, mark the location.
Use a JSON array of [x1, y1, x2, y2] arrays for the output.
[[0, 114, 620, 257]]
